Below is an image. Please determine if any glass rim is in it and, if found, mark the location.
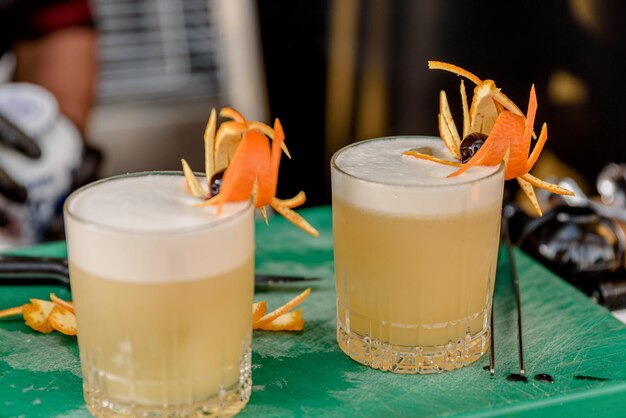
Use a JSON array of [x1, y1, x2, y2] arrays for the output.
[[330, 136, 505, 188], [64, 171, 253, 236]]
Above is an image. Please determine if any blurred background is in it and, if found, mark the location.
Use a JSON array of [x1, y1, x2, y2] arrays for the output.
[[2, 0, 626, 229], [85, 0, 625, 205]]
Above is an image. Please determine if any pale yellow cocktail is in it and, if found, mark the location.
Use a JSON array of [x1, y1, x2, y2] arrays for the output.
[[331, 137, 504, 373], [64, 172, 254, 417]]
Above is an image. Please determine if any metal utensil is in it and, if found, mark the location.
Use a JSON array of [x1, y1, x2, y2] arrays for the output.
[[559, 177, 626, 222], [0, 255, 320, 288], [502, 215, 526, 379]]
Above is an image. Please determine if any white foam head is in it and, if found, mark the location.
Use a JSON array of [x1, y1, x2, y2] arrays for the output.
[[65, 172, 254, 283], [331, 137, 504, 216]]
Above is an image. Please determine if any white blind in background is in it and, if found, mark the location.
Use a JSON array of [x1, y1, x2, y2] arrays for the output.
[[92, 0, 225, 103]]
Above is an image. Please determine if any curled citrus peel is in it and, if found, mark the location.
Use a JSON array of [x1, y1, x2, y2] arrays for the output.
[[404, 61, 574, 216], [182, 107, 319, 237], [253, 288, 311, 332], [0, 293, 76, 335], [1, 290, 311, 335]]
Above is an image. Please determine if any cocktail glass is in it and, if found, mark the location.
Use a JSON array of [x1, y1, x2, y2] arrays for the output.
[[331, 137, 504, 373], [64, 171, 254, 416]]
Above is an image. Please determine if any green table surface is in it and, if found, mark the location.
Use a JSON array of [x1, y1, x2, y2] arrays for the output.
[[2, 205, 626, 418]]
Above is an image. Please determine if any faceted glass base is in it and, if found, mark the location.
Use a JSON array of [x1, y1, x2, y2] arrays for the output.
[[337, 323, 490, 374], [83, 348, 252, 417]]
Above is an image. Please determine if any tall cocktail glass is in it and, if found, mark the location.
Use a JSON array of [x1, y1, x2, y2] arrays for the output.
[[64, 172, 254, 416], [331, 137, 504, 374]]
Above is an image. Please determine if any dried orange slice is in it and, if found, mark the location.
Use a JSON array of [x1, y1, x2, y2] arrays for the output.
[[254, 288, 311, 328], [257, 310, 304, 332], [48, 306, 77, 336]]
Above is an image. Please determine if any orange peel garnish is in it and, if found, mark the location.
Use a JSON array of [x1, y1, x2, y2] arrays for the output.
[[0, 295, 77, 335], [252, 301, 267, 323], [402, 150, 462, 167], [449, 110, 525, 177], [439, 91, 461, 158], [404, 61, 575, 216], [253, 288, 311, 329], [272, 191, 307, 208], [23, 299, 56, 334], [256, 309, 304, 332], [50, 293, 74, 314], [460, 80, 470, 138], [469, 80, 501, 135], [48, 305, 77, 336], [182, 159, 207, 198], [2, 291, 309, 336], [0, 305, 24, 319], [219, 107, 245, 123], [181, 107, 319, 236], [204, 108, 217, 184], [428, 60, 482, 85], [271, 202, 320, 237], [517, 176, 542, 216]]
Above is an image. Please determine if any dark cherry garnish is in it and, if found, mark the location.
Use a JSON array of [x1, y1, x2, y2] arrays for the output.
[[460, 132, 488, 163], [209, 170, 225, 197]]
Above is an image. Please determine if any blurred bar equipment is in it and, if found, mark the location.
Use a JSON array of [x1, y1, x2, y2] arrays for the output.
[[513, 164, 626, 311]]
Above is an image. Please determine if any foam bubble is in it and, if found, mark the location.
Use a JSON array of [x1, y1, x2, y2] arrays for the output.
[[331, 137, 504, 216], [65, 173, 254, 283]]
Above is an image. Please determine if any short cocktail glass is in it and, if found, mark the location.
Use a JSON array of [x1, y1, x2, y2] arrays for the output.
[[64, 172, 254, 416], [331, 137, 504, 374]]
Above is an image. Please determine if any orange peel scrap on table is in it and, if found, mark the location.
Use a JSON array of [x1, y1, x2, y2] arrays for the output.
[[181, 107, 319, 237], [404, 61, 574, 216], [252, 288, 311, 332], [0, 293, 76, 335], [0, 289, 312, 334]]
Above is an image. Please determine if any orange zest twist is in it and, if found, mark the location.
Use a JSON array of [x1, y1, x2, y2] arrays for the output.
[[404, 61, 574, 216], [182, 108, 319, 236]]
